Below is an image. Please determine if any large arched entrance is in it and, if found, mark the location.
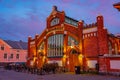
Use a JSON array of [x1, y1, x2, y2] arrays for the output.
[[68, 48, 80, 72]]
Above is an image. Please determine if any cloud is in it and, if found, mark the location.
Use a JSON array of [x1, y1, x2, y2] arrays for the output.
[[0, 11, 46, 41], [0, 0, 120, 41]]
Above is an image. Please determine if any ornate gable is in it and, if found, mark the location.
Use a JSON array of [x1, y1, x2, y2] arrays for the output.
[[46, 6, 65, 28]]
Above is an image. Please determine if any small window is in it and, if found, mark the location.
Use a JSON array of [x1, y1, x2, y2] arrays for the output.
[[10, 54, 13, 59], [94, 33, 96, 36], [91, 33, 93, 36], [4, 53, 7, 59], [83, 35, 84, 39], [88, 34, 90, 37], [16, 54, 19, 59], [1, 45, 4, 50], [17, 50, 19, 52], [85, 34, 87, 38]]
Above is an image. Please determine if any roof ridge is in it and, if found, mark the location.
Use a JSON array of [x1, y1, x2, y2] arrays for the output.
[[3, 39, 27, 50]]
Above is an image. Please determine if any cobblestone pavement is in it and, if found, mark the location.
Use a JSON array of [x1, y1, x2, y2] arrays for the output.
[[0, 68, 120, 80]]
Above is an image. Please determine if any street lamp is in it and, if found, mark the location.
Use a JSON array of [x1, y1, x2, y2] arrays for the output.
[[70, 46, 74, 48]]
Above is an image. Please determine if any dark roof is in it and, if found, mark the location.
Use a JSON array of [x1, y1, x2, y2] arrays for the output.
[[108, 33, 120, 39], [4, 40, 27, 50], [65, 16, 78, 22]]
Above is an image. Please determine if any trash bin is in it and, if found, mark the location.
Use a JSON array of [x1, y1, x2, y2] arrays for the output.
[[75, 66, 80, 74], [95, 63, 99, 71]]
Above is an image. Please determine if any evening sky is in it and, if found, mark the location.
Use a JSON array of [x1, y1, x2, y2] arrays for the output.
[[0, 0, 120, 41]]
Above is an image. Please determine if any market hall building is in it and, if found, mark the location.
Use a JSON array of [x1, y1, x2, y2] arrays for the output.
[[27, 6, 120, 74]]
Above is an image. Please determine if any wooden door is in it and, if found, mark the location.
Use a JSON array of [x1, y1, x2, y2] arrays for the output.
[[69, 53, 79, 72]]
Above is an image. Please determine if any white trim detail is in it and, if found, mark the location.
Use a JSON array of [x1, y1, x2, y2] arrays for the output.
[[30, 41, 35, 45], [83, 27, 97, 34], [110, 60, 120, 69], [87, 60, 97, 68]]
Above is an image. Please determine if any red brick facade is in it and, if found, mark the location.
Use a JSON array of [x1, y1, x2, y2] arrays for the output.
[[27, 6, 120, 73]]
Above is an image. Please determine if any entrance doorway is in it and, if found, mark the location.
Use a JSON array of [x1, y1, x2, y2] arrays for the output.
[[69, 49, 79, 72]]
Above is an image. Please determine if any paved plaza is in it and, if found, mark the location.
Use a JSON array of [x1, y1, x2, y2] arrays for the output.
[[0, 67, 120, 80]]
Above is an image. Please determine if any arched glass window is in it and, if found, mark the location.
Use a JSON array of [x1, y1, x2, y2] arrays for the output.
[[68, 36, 79, 46], [47, 34, 64, 57], [50, 18, 60, 26], [65, 17, 78, 27]]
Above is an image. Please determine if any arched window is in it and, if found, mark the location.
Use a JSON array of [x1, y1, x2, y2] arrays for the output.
[[47, 34, 64, 57], [68, 36, 79, 46], [50, 18, 60, 26]]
